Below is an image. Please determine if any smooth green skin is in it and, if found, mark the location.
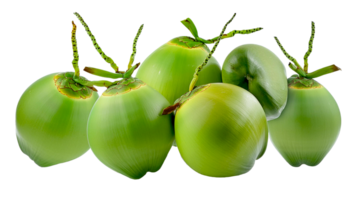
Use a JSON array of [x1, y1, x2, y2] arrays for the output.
[[175, 83, 268, 177], [16, 73, 99, 167], [136, 37, 222, 104], [222, 44, 288, 121], [268, 84, 341, 167], [88, 85, 174, 179]]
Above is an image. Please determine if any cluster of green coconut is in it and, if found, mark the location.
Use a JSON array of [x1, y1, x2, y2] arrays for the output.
[[16, 13, 341, 179]]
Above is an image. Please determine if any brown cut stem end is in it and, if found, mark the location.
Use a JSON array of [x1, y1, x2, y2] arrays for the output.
[[84, 67, 94, 74], [162, 103, 180, 115], [332, 64, 344, 72], [88, 86, 98, 92]]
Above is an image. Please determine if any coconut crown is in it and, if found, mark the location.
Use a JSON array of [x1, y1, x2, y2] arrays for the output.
[[274, 21, 341, 89], [162, 13, 240, 115], [73, 12, 144, 88]]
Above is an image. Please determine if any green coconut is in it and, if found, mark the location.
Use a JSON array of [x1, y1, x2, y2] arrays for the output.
[[268, 21, 344, 168], [136, 14, 262, 104]]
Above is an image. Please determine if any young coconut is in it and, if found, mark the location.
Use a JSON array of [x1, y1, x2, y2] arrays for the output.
[[74, 13, 174, 179], [136, 14, 263, 105], [269, 22, 341, 167], [16, 22, 100, 167], [162, 15, 268, 178], [222, 44, 288, 120]]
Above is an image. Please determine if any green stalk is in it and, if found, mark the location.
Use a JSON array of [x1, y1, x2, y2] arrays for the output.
[[207, 28, 263, 43], [305, 65, 341, 79], [124, 63, 140, 79], [275, 21, 340, 79], [73, 77, 120, 88], [272, 35, 306, 77], [181, 13, 263, 44], [74, 12, 120, 73], [69, 20, 112, 89], [74, 14, 144, 88], [71, 21, 80, 77], [303, 22, 315, 73], [189, 14, 235, 91], [84, 67, 124, 79], [288, 63, 306, 77], [126, 23, 146, 70], [181, 18, 199, 39]]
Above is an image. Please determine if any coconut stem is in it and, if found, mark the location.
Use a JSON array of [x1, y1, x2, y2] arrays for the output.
[[181, 14, 262, 44], [181, 18, 199, 40], [272, 35, 306, 77], [126, 23, 146, 70], [206, 27, 263, 43], [305, 65, 341, 79], [275, 21, 340, 79], [77, 62, 140, 88], [288, 63, 306, 77], [124, 63, 140, 79], [71, 21, 80, 77], [74, 12, 120, 73], [189, 14, 235, 92], [304, 21, 315, 73], [74, 13, 144, 87], [74, 78, 115, 88], [84, 67, 124, 79]]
